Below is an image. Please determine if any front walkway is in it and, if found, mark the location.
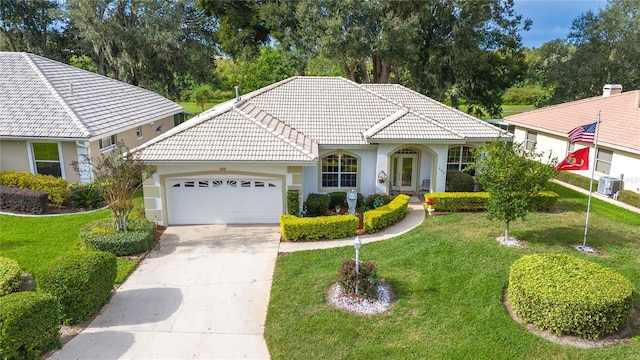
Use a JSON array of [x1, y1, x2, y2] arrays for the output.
[[278, 197, 426, 253]]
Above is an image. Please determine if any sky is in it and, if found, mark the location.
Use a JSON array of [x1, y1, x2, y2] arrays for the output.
[[513, 0, 608, 48]]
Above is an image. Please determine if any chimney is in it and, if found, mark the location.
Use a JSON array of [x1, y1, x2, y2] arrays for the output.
[[603, 84, 622, 97]]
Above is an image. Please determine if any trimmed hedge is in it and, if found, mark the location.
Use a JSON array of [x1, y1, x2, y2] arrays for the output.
[[0, 291, 61, 359], [0, 171, 68, 206], [618, 190, 640, 209], [509, 254, 634, 340], [554, 171, 598, 192], [446, 170, 476, 192], [306, 193, 331, 216], [280, 214, 359, 241], [81, 218, 157, 256], [0, 257, 22, 296], [363, 194, 410, 233], [328, 192, 347, 209], [37, 251, 117, 325], [428, 191, 559, 212], [0, 185, 49, 214]]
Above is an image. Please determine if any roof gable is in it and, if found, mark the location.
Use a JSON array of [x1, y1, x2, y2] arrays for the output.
[[505, 91, 640, 153], [0, 52, 183, 140]]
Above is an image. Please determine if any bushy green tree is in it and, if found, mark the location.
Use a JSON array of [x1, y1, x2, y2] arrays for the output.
[[468, 141, 556, 241], [192, 84, 214, 111]]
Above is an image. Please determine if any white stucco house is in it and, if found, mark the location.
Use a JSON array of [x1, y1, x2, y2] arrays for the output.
[[134, 76, 509, 225], [0, 52, 187, 183], [505, 85, 640, 195]]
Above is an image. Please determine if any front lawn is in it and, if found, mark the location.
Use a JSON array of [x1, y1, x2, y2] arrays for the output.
[[0, 209, 140, 285], [265, 183, 640, 359]]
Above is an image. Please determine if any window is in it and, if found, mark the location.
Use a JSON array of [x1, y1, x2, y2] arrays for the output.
[[136, 126, 142, 139], [447, 146, 475, 176], [32, 143, 62, 177], [596, 148, 613, 174], [566, 142, 575, 155], [99, 134, 117, 150], [174, 113, 186, 126], [525, 131, 537, 151], [321, 154, 358, 188]]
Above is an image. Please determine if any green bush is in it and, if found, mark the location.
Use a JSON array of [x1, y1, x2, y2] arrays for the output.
[[81, 218, 157, 256], [429, 191, 558, 212], [37, 251, 116, 325], [446, 171, 476, 192], [509, 254, 634, 340], [328, 192, 347, 209], [554, 172, 598, 192], [0, 257, 22, 296], [305, 193, 330, 216], [363, 194, 410, 233], [287, 189, 300, 216], [0, 171, 69, 206], [618, 190, 640, 209], [502, 85, 546, 105], [280, 214, 358, 241], [364, 194, 395, 209], [0, 292, 61, 359], [338, 259, 379, 300], [68, 184, 104, 209]]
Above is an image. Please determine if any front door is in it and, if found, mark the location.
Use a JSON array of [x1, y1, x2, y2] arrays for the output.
[[391, 154, 418, 193]]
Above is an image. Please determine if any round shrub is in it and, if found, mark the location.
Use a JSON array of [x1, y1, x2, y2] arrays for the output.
[[0, 256, 22, 296], [81, 218, 157, 256], [446, 171, 476, 192], [0, 291, 61, 359], [509, 254, 634, 340], [37, 251, 116, 325]]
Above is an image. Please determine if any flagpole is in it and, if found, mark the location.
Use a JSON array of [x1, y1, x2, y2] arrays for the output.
[[582, 111, 601, 247]]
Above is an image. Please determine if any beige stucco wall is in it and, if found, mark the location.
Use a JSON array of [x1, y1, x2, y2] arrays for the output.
[[89, 115, 175, 157], [0, 140, 30, 173]]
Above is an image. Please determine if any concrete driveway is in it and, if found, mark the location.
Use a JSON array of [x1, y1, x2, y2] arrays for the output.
[[50, 225, 281, 360]]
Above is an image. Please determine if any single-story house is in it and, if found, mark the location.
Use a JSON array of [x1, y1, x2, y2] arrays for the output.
[[134, 76, 509, 225], [0, 52, 186, 183], [505, 84, 640, 195]]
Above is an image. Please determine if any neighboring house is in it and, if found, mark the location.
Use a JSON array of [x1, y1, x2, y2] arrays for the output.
[[135, 76, 509, 225], [505, 84, 640, 195], [0, 52, 186, 183]]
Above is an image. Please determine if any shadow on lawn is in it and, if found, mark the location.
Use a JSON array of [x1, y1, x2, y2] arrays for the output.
[[515, 225, 639, 249]]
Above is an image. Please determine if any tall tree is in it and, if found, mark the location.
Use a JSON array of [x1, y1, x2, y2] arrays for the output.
[[540, 0, 640, 105], [469, 141, 556, 242]]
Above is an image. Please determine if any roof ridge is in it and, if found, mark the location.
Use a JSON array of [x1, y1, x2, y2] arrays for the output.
[[23, 53, 91, 138], [234, 103, 317, 160], [360, 83, 470, 139]]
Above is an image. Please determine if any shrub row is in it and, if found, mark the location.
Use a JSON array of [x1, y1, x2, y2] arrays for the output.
[[0, 185, 49, 214], [0, 292, 61, 359], [0, 257, 22, 296], [305, 192, 367, 216], [554, 171, 598, 192], [287, 189, 300, 216], [0, 171, 68, 205], [38, 251, 117, 325], [618, 190, 640, 209], [81, 218, 157, 256], [427, 191, 559, 212], [509, 254, 634, 340], [280, 214, 359, 241], [363, 194, 410, 233]]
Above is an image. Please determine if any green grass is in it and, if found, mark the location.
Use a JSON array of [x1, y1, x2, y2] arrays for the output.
[[454, 104, 535, 118], [179, 100, 230, 116], [0, 209, 141, 285], [265, 182, 640, 359]]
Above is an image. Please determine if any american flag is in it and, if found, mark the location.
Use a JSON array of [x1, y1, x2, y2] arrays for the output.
[[567, 121, 597, 143]]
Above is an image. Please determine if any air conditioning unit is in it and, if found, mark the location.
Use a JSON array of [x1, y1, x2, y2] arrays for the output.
[[597, 176, 622, 196]]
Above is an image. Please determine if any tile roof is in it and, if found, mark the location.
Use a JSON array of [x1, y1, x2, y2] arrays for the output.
[[0, 52, 183, 140], [135, 76, 507, 162], [505, 90, 640, 154]]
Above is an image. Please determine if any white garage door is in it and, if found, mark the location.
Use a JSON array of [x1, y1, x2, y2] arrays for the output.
[[166, 178, 283, 225]]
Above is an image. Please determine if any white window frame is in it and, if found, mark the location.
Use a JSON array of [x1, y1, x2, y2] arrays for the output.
[[446, 145, 475, 176], [595, 148, 613, 175], [99, 134, 117, 151], [319, 153, 359, 191], [525, 131, 537, 151], [27, 141, 65, 179]]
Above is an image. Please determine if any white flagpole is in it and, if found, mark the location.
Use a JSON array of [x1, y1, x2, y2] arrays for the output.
[[582, 111, 601, 247]]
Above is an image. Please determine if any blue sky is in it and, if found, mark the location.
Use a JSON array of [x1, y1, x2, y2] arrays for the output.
[[514, 0, 608, 48]]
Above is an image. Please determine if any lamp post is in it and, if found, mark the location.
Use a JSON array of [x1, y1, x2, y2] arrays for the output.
[[354, 236, 362, 294]]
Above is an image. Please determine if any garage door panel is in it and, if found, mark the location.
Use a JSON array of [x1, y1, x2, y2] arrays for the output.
[[167, 178, 282, 225]]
